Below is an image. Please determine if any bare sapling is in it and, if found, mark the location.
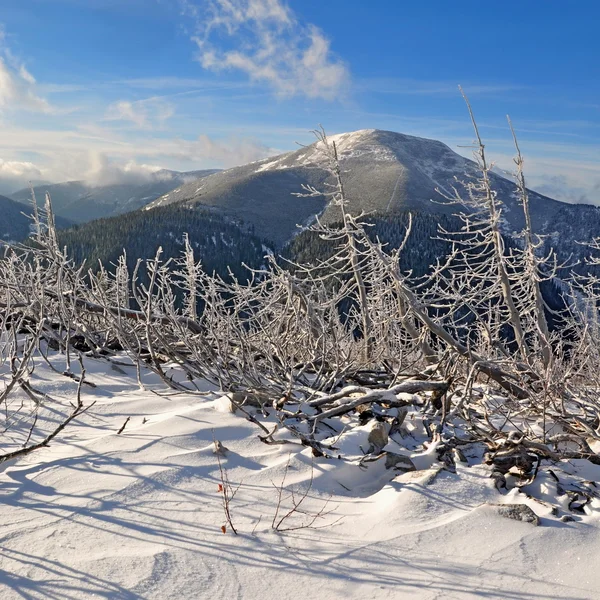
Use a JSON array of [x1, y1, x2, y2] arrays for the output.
[[271, 455, 341, 533], [214, 436, 240, 535]]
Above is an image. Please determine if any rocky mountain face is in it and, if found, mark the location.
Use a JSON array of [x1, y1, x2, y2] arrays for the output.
[[10, 169, 220, 224], [148, 129, 567, 247]]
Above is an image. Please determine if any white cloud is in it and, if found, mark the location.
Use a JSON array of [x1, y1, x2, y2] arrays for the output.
[[0, 128, 272, 187], [0, 119, 277, 172], [0, 57, 53, 114], [0, 159, 42, 180], [528, 174, 600, 205], [186, 0, 349, 100], [166, 134, 274, 167], [83, 153, 167, 186], [0, 159, 44, 194], [105, 97, 175, 129], [18, 64, 36, 85]]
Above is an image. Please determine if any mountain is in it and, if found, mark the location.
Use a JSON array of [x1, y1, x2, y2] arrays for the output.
[[0, 195, 71, 242], [57, 129, 600, 290], [5, 179, 53, 194], [148, 129, 566, 247], [10, 169, 220, 224]]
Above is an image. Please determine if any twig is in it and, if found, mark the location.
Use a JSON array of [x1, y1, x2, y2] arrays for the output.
[[117, 417, 130, 435]]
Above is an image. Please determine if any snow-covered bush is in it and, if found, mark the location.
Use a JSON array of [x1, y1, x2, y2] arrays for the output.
[[2, 101, 600, 503]]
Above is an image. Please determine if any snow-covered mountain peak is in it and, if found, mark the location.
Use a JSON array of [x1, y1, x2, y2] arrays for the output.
[[251, 128, 464, 175]]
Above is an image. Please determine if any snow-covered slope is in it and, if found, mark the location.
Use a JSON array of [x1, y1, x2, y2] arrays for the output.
[[148, 130, 565, 247], [1, 354, 599, 599]]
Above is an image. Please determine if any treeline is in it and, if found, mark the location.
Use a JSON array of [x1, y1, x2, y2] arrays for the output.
[[0, 196, 33, 242]]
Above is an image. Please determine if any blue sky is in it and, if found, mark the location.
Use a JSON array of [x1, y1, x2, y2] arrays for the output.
[[0, 0, 598, 203]]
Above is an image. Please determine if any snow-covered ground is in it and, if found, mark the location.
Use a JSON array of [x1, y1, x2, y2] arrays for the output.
[[1, 355, 599, 599]]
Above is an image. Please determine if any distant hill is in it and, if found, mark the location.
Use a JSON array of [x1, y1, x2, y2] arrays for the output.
[[148, 129, 566, 247], [283, 210, 457, 279], [0, 194, 71, 242], [10, 169, 220, 224], [5, 179, 53, 195]]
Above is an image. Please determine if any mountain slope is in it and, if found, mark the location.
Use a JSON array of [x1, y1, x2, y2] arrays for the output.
[[0, 195, 35, 241], [58, 204, 270, 283], [542, 203, 600, 276], [55, 129, 586, 286], [0, 195, 71, 242], [10, 169, 220, 224], [148, 129, 565, 247]]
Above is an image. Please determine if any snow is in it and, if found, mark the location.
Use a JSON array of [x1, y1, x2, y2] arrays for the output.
[[255, 158, 286, 173], [253, 130, 401, 173], [297, 130, 398, 167], [1, 355, 599, 599]]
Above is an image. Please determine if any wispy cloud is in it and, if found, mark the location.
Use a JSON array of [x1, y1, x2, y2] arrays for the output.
[[0, 118, 278, 190], [0, 27, 53, 115], [184, 0, 349, 100], [105, 97, 175, 129], [530, 173, 600, 205], [40, 77, 248, 95], [165, 133, 275, 167], [460, 140, 600, 205], [109, 77, 245, 91], [356, 78, 524, 97], [83, 153, 166, 186]]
